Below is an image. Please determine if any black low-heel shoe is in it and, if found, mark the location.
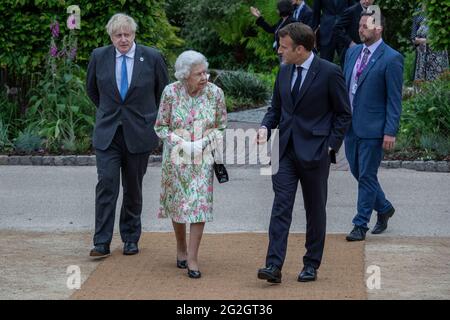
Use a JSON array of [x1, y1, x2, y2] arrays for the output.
[[187, 268, 202, 279], [177, 259, 188, 269]]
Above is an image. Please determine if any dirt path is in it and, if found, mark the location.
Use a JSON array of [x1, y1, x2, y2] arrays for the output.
[[0, 231, 449, 299]]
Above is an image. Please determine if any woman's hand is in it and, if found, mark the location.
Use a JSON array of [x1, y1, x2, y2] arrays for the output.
[[414, 37, 427, 45], [250, 6, 261, 18]]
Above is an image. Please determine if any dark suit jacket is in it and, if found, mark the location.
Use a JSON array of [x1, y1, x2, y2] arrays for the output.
[[256, 16, 296, 50], [312, 0, 355, 47], [334, 3, 363, 58], [344, 42, 404, 138], [293, 3, 314, 28], [86, 44, 169, 153], [262, 55, 352, 168]]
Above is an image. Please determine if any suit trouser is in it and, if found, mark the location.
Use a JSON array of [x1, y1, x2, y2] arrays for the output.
[[344, 126, 393, 229], [319, 40, 339, 62], [93, 126, 150, 245], [266, 141, 330, 270]]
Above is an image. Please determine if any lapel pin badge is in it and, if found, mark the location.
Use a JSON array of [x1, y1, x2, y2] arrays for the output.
[[140, 57, 144, 62]]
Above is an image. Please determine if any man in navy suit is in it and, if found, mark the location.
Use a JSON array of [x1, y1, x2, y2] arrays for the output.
[[291, 0, 314, 27], [343, 10, 403, 241], [256, 22, 351, 283], [334, 0, 375, 68], [312, 0, 355, 61], [86, 13, 169, 257]]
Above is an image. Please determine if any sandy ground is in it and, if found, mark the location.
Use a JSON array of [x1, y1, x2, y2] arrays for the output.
[[0, 230, 449, 300]]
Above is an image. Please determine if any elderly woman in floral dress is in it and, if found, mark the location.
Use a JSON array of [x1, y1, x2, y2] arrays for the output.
[[154, 50, 227, 279]]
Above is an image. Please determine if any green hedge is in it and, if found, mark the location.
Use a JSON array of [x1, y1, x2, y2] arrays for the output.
[[0, 0, 182, 77], [424, 0, 450, 50]]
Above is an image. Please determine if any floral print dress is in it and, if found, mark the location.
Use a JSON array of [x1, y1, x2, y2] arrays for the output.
[[154, 81, 227, 223], [411, 13, 449, 81]]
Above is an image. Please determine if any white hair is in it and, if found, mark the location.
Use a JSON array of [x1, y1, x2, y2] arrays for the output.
[[174, 50, 209, 81], [106, 13, 137, 36]]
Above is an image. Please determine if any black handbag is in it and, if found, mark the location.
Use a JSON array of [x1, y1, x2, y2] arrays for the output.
[[212, 102, 228, 183], [213, 161, 229, 183]]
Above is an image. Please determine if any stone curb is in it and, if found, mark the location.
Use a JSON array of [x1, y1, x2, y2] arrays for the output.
[[0, 155, 449, 172], [380, 160, 450, 172], [0, 155, 162, 166]]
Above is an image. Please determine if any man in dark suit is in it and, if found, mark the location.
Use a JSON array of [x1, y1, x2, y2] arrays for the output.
[[343, 11, 403, 241], [256, 22, 351, 283], [334, 0, 375, 67], [251, 0, 296, 53], [86, 13, 169, 257], [291, 0, 314, 27], [312, 0, 355, 61]]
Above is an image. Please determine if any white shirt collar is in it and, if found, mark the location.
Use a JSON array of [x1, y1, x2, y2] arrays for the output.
[[297, 52, 314, 71], [115, 42, 136, 58], [363, 38, 383, 55]]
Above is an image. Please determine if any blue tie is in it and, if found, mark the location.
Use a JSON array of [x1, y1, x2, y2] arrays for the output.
[[120, 55, 128, 101]]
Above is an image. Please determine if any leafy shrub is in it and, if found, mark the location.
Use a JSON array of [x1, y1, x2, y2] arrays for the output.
[[399, 73, 450, 156], [215, 70, 271, 106], [14, 126, 42, 153], [420, 134, 450, 157]]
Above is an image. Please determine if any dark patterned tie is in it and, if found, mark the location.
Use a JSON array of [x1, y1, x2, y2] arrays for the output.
[[356, 48, 370, 82], [291, 66, 303, 102]]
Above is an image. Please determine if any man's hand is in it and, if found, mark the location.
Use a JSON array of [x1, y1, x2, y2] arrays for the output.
[[383, 135, 396, 151], [349, 41, 356, 48], [256, 127, 268, 144], [250, 6, 261, 18]]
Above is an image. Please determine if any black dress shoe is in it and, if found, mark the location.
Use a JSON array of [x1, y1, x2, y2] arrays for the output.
[[187, 268, 202, 279], [372, 207, 395, 234], [177, 259, 188, 269], [298, 265, 317, 282], [257, 264, 282, 284], [89, 244, 110, 258], [346, 225, 369, 241], [123, 242, 139, 255]]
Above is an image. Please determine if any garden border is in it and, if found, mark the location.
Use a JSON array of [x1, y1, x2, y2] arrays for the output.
[[0, 155, 449, 172]]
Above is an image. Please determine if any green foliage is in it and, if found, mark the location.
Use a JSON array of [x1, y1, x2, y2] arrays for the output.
[[24, 24, 95, 154], [399, 73, 450, 156], [377, 0, 420, 53], [215, 70, 271, 106], [0, 0, 182, 77], [424, 0, 450, 50], [14, 126, 42, 153], [241, 0, 279, 68], [26, 61, 95, 153], [169, 0, 280, 71], [0, 119, 12, 151], [420, 134, 450, 157], [403, 50, 416, 85], [0, 89, 21, 148]]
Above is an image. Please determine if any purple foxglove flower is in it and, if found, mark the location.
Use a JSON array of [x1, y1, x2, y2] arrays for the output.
[[67, 15, 77, 30], [50, 21, 60, 38], [50, 46, 58, 57], [69, 47, 77, 60]]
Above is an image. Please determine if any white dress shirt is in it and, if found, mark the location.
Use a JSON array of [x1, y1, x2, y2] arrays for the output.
[[349, 38, 383, 110], [291, 52, 315, 93]]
